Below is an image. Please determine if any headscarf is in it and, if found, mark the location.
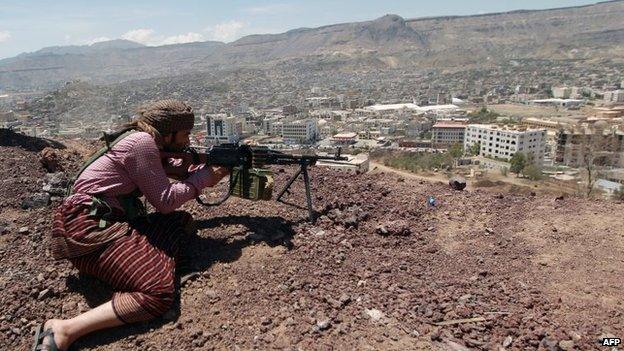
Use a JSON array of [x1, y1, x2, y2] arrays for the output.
[[136, 99, 195, 134]]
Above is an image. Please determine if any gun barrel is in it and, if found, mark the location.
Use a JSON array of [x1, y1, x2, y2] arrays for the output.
[[162, 145, 347, 168]]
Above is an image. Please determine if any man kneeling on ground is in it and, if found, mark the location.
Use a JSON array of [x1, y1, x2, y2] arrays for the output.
[[33, 99, 229, 350]]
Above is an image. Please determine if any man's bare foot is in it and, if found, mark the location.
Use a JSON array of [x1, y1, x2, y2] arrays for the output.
[[41, 319, 72, 351]]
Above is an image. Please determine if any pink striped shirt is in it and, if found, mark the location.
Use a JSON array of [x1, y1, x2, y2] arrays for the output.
[[65, 131, 215, 214]]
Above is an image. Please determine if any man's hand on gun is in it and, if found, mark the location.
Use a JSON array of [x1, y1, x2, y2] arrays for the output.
[[162, 156, 192, 180], [163, 157, 229, 184]]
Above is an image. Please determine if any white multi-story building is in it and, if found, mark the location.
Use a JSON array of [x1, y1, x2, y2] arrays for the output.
[[281, 119, 318, 144], [464, 124, 546, 163], [205, 114, 242, 144]]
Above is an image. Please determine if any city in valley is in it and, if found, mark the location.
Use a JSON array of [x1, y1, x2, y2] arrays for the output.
[[2, 63, 623, 199]]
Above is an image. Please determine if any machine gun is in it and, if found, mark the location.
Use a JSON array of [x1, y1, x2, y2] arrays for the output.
[[160, 144, 347, 221]]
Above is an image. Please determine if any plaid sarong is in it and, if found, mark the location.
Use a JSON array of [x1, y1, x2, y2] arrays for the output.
[[51, 201, 193, 323]]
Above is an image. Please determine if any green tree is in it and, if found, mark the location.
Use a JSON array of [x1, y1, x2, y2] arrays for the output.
[[468, 106, 500, 123], [469, 142, 481, 156], [580, 133, 620, 196], [448, 143, 464, 159], [522, 164, 543, 181], [509, 152, 526, 175]]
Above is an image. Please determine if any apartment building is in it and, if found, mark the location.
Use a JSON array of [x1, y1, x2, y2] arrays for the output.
[[464, 124, 546, 163], [431, 121, 467, 148], [604, 90, 624, 103], [555, 127, 624, 167], [262, 116, 283, 136], [205, 114, 242, 144], [281, 119, 318, 144]]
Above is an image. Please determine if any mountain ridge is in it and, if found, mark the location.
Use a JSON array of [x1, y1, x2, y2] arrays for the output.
[[1, 1, 623, 90]]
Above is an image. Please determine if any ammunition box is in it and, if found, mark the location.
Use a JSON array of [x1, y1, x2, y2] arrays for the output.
[[230, 167, 274, 201]]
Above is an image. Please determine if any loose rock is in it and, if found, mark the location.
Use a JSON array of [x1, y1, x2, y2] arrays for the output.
[[37, 288, 53, 300], [365, 308, 384, 322]]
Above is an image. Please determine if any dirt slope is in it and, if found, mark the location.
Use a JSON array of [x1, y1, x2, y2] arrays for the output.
[[0, 136, 622, 351]]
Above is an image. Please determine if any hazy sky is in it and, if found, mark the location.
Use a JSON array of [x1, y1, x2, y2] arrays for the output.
[[0, 0, 601, 59]]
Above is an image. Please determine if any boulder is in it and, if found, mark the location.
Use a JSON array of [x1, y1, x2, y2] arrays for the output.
[[39, 148, 62, 173], [449, 176, 467, 191], [21, 193, 51, 209]]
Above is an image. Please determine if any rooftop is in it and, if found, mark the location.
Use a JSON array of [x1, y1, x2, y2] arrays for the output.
[[468, 124, 546, 132], [416, 104, 460, 112], [332, 132, 357, 139], [433, 121, 467, 128], [364, 103, 419, 111]]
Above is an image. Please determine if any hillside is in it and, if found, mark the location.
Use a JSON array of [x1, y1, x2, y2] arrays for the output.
[[0, 41, 225, 91], [1, 1, 624, 90], [0, 131, 622, 350]]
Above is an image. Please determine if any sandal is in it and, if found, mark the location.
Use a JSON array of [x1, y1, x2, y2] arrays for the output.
[[32, 324, 59, 351]]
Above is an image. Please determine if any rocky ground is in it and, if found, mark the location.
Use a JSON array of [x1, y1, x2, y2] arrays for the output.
[[0, 131, 622, 350]]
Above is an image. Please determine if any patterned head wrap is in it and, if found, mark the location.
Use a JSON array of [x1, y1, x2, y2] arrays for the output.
[[136, 99, 194, 134]]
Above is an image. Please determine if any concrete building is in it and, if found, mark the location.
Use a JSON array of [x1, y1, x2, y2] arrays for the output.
[[432, 121, 467, 148], [552, 87, 572, 99], [305, 97, 339, 109], [555, 127, 624, 167], [399, 139, 432, 148], [282, 105, 298, 115], [205, 114, 242, 144], [363, 103, 419, 112], [530, 99, 585, 109], [330, 132, 357, 146], [281, 119, 318, 144], [406, 120, 433, 137], [522, 118, 565, 130], [262, 116, 284, 135], [594, 107, 624, 119], [464, 124, 547, 163], [604, 90, 624, 103], [316, 153, 370, 174]]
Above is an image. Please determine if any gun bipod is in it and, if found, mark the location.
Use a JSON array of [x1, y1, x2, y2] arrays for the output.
[[276, 160, 317, 222]]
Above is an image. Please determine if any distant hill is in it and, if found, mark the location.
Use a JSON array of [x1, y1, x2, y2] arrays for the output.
[[19, 39, 146, 57], [0, 40, 226, 90], [1, 0, 624, 90]]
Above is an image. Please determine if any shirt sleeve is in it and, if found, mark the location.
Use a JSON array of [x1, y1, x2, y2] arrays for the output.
[[124, 134, 215, 214]]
